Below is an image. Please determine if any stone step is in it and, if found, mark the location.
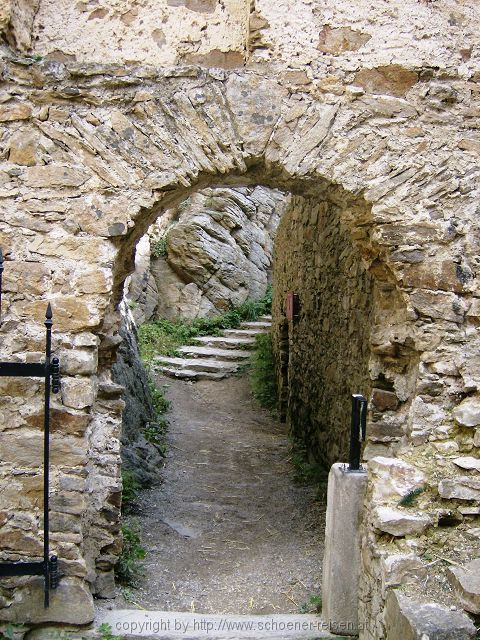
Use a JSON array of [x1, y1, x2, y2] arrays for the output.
[[96, 610, 336, 639], [223, 328, 269, 338], [240, 321, 272, 329], [177, 345, 252, 361], [153, 366, 228, 381], [153, 356, 238, 374], [195, 336, 256, 349]]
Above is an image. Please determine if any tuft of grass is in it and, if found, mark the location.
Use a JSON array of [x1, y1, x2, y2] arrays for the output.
[[150, 236, 168, 258], [98, 624, 123, 640], [249, 332, 277, 411], [148, 379, 171, 415], [398, 486, 425, 507], [115, 522, 146, 587], [121, 469, 141, 513], [299, 594, 322, 614]]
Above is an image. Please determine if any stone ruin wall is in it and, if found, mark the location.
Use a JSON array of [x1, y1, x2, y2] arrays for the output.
[[126, 186, 286, 324], [272, 193, 375, 469], [0, 0, 479, 636]]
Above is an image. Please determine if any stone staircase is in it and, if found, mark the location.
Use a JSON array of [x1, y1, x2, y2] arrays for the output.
[[152, 316, 272, 380]]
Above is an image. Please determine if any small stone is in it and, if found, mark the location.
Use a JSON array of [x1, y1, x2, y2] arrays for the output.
[[94, 570, 116, 599], [385, 591, 477, 640], [447, 559, 480, 614], [372, 388, 399, 412], [474, 429, 480, 447], [438, 477, 480, 501], [354, 65, 418, 97], [453, 457, 480, 472], [453, 397, 480, 427], [372, 506, 431, 537]]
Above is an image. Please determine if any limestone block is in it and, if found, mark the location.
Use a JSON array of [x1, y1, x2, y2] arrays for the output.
[[60, 349, 98, 376], [438, 477, 480, 501], [0, 103, 32, 121], [372, 506, 431, 537], [453, 397, 480, 427], [368, 457, 426, 501], [23, 165, 91, 188], [26, 407, 90, 436], [73, 269, 111, 294], [2, 261, 50, 295], [453, 457, 480, 472], [354, 65, 418, 97], [0, 576, 94, 624], [8, 130, 40, 166], [15, 297, 102, 332], [61, 377, 96, 409], [447, 559, 480, 614], [384, 591, 476, 640]]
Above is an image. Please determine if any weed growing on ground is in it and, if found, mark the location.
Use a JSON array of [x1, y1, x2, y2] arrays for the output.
[[115, 522, 146, 586], [249, 332, 277, 411], [121, 469, 141, 513], [299, 593, 322, 614], [290, 440, 329, 502], [0, 625, 26, 640], [98, 624, 123, 640], [398, 486, 425, 507], [138, 289, 272, 363]]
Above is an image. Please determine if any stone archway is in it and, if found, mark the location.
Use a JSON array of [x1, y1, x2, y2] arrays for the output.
[[0, 59, 478, 638]]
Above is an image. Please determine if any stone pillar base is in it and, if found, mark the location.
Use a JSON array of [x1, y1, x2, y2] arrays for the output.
[[321, 463, 368, 636]]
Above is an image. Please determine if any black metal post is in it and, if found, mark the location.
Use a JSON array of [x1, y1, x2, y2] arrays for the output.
[[348, 394, 367, 472], [43, 303, 53, 608], [0, 246, 4, 325]]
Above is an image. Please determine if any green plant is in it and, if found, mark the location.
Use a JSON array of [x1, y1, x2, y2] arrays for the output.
[[148, 379, 171, 416], [177, 197, 191, 212], [0, 624, 26, 640], [97, 624, 123, 640], [299, 594, 322, 614], [398, 487, 425, 507], [289, 440, 328, 499], [144, 419, 168, 456], [115, 523, 146, 586], [249, 332, 277, 410], [121, 469, 141, 513], [150, 236, 168, 258]]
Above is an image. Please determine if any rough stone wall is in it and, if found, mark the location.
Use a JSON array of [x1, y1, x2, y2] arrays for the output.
[[127, 186, 285, 322], [0, 0, 478, 633], [29, 0, 248, 67], [272, 195, 374, 468]]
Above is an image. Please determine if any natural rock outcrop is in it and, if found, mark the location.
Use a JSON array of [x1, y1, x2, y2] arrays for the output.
[[127, 186, 286, 321], [112, 304, 165, 487]]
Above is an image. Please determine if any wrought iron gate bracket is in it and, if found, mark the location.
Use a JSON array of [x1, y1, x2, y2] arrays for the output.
[[0, 249, 62, 608]]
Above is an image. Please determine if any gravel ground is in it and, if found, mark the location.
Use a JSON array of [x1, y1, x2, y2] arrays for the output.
[[97, 374, 326, 615]]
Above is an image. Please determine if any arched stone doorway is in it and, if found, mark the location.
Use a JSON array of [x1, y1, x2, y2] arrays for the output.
[[0, 59, 478, 638]]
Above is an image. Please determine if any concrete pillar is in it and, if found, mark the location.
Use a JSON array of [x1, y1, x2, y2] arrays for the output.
[[322, 463, 368, 636]]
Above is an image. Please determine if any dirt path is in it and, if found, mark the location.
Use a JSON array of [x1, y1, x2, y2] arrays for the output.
[[100, 374, 326, 615]]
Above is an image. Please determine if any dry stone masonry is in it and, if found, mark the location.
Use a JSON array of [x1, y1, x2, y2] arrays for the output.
[[0, 0, 479, 637]]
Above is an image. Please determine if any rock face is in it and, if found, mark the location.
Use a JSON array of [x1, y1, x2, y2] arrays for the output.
[[127, 186, 286, 322], [112, 304, 165, 487]]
